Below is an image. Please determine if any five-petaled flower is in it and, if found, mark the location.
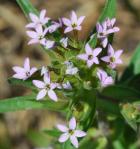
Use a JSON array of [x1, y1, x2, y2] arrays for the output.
[[77, 43, 102, 68], [97, 69, 114, 87], [101, 44, 123, 68], [26, 9, 50, 28], [57, 117, 86, 148], [26, 25, 54, 48], [96, 18, 120, 48], [33, 73, 58, 101], [62, 11, 85, 33], [12, 58, 37, 80]]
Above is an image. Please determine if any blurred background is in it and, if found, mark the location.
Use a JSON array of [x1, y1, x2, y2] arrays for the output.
[[0, 0, 140, 148]]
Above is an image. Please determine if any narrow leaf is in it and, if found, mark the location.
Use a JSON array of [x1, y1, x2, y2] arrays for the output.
[[0, 95, 68, 113]]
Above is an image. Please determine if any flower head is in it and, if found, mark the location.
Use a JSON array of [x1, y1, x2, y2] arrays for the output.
[[96, 18, 119, 48], [97, 69, 114, 87], [26, 9, 50, 28], [26, 25, 55, 48], [57, 117, 86, 148], [12, 58, 37, 80], [65, 61, 78, 75], [62, 11, 85, 33], [33, 73, 58, 101], [101, 44, 123, 68], [77, 43, 102, 68]]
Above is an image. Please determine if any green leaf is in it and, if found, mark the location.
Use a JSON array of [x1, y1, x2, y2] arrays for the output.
[[16, 0, 38, 18], [8, 78, 35, 90], [101, 85, 140, 102], [87, 0, 116, 44], [43, 129, 61, 137], [27, 130, 50, 147], [120, 44, 140, 82], [0, 95, 68, 113]]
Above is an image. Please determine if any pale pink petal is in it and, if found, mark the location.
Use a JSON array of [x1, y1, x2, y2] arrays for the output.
[[26, 31, 37, 38], [36, 25, 43, 35], [115, 59, 122, 64], [92, 57, 99, 64], [57, 124, 68, 132], [111, 18, 116, 26], [30, 67, 37, 75], [101, 56, 110, 62], [101, 37, 108, 48], [45, 40, 55, 49], [28, 39, 39, 45], [71, 11, 77, 24], [36, 89, 47, 100], [12, 66, 25, 73], [93, 48, 102, 56], [48, 90, 58, 101], [85, 43, 92, 54], [77, 16, 85, 25], [108, 44, 114, 56], [113, 27, 120, 32], [58, 133, 69, 143], [24, 58, 30, 71], [87, 60, 94, 68], [104, 77, 114, 86], [69, 117, 76, 130], [29, 13, 39, 22], [33, 80, 46, 89], [114, 50, 123, 59], [74, 26, 81, 31], [77, 54, 88, 61], [62, 18, 71, 26], [70, 135, 78, 148], [40, 9, 46, 20], [74, 130, 86, 137], [13, 73, 26, 80], [26, 23, 35, 28], [64, 27, 73, 33], [96, 23, 103, 32], [44, 73, 50, 84]]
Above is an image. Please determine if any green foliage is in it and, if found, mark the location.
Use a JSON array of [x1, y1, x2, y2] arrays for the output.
[[0, 95, 68, 113], [121, 44, 140, 82]]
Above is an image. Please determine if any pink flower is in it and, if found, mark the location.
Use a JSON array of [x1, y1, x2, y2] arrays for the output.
[[26, 25, 48, 45], [26, 25, 54, 49], [96, 18, 120, 48], [97, 69, 114, 87], [12, 58, 37, 80], [33, 73, 58, 101], [26, 9, 50, 28], [48, 21, 61, 33], [101, 44, 123, 68], [57, 117, 86, 148], [77, 43, 102, 68], [62, 11, 85, 33]]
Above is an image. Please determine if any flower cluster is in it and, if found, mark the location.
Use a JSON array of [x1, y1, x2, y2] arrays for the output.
[[12, 9, 123, 148]]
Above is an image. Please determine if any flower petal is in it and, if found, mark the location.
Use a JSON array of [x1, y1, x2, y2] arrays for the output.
[[28, 39, 39, 45], [74, 130, 87, 137], [101, 56, 110, 63], [40, 9, 46, 20], [62, 18, 71, 26], [70, 135, 79, 148], [29, 13, 39, 22], [93, 48, 102, 56], [30, 67, 37, 75], [71, 11, 77, 24], [77, 54, 88, 61], [108, 44, 114, 56], [26, 31, 37, 38], [33, 80, 46, 89], [24, 58, 30, 71], [69, 117, 76, 130], [44, 73, 50, 84], [12, 66, 25, 73], [85, 43, 92, 54], [26, 23, 35, 28], [57, 124, 68, 132], [58, 133, 69, 143], [114, 50, 123, 59], [87, 60, 94, 68], [77, 16, 85, 25], [13, 73, 26, 80], [36, 89, 47, 100], [48, 90, 58, 101], [64, 27, 73, 33]]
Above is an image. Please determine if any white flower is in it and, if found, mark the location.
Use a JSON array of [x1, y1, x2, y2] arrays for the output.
[[65, 61, 78, 75], [57, 117, 86, 148]]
